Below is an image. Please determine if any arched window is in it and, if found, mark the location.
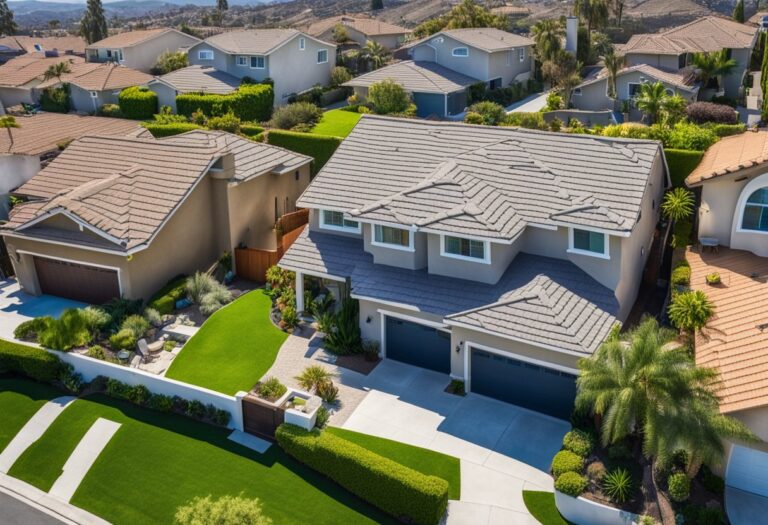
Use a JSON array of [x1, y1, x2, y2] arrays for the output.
[[742, 188, 768, 232]]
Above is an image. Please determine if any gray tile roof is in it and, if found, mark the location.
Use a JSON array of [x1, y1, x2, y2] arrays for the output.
[[404, 28, 533, 53], [154, 65, 240, 94], [280, 229, 618, 354], [343, 60, 480, 94], [578, 64, 699, 92], [202, 29, 331, 55], [298, 115, 663, 239]]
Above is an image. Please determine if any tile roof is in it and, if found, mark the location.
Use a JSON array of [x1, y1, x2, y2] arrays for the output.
[[0, 54, 84, 88], [36, 62, 152, 91], [298, 115, 662, 239], [0, 36, 86, 55], [343, 60, 480, 94], [622, 16, 757, 55], [305, 16, 411, 37], [579, 64, 698, 92], [153, 65, 240, 94], [686, 131, 768, 186], [404, 28, 533, 52], [687, 247, 768, 413], [0, 113, 141, 156], [280, 229, 618, 354], [87, 28, 191, 49], [202, 29, 331, 55]]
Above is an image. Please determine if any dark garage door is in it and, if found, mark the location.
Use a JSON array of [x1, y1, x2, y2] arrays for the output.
[[470, 348, 577, 420], [385, 316, 451, 373], [34, 257, 120, 305]]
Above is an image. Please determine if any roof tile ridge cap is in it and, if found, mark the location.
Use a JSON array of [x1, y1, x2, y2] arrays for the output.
[[409, 60, 444, 92], [446, 289, 541, 319]]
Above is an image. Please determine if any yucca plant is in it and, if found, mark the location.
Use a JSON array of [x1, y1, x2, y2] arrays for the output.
[[603, 468, 633, 503], [668, 290, 714, 333], [295, 365, 335, 393], [661, 187, 695, 222]]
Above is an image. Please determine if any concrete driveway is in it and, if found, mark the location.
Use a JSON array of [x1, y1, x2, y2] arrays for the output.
[[0, 280, 86, 340], [340, 359, 569, 525]]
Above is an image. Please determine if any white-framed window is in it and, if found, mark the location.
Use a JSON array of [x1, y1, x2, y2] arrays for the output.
[[506, 50, 513, 66], [299, 37, 306, 50], [198, 50, 214, 60], [741, 188, 768, 232], [90, 91, 98, 98], [518, 47, 525, 62], [372, 224, 413, 251], [441, 235, 490, 263], [573, 87, 582, 96], [250, 56, 265, 69], [319, 209, 360, 233], [33, 44, 42, 52], [628, 82, 642, 98], [236, 56, 248, 66], [317, 49, 328, 64], [452, 47, 469, 57], [568, 228, 609, 259]]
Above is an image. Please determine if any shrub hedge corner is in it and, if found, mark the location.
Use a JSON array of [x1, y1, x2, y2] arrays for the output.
[[665, 149, 705, 188], [276, 424, 449, 525], [266, 130, 341, 176], [0, 340, 63, 383], [148, 275, 188, 314], [119, 86, 158, 120], [141, 122, 204, 138], [176, 83, 273, 122]]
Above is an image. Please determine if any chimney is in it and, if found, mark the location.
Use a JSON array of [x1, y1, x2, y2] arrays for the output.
[[565, 16, 578, 55]]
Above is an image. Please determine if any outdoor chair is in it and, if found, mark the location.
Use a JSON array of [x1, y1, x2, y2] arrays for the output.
[[136, 338, 163, 362]]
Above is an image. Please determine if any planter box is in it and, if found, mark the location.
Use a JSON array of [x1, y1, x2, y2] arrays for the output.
[[283, 390, 321, 431], [554, 490, 642, 525]]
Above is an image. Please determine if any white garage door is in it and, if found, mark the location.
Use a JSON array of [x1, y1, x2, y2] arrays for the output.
[[727, 445, 768, 497]]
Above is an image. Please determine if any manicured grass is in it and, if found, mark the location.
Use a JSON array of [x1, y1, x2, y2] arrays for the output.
[[523, 491, 573, 525], [0, 377, 63, 453], [311, 109, 362, 138], [5, 388, 395, 525], [327, 427, 461, 500], [165, 290, 286, 395]]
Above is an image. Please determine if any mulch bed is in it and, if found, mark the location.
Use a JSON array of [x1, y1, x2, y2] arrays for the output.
[[334, 354, 381, 375]]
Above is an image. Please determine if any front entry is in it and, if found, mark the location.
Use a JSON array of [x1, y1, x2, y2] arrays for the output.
[[385, 316, 451, 374], [470, 347, 577, 420]]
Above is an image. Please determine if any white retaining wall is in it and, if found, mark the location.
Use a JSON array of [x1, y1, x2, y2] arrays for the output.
[[554, 490, 642, 525], [50, 350, 244, 431]]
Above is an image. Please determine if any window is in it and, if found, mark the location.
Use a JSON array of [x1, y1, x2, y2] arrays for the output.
[[489, 78, 502, 90], [628, 82, 642, 97], [317, 49, 328, 64], [319, 210, 360, 233], [741, 188, 768, 232], [33, 44, 42, 52], [506, 50, 513, 66], [373, 225, 412, 250], [106, 49, 112, 58], [250, 56, 265, 69], [518, 47, 525, 62], [573, 87, 582, 96], [90, 91, 98, 98], [569, 228, 609, 258], [442, 235, 488, 263], [198, 50, 214, 60], [452, 47, 469, 57], [299, 37, 305, 50], [236, 56, 248, 66]]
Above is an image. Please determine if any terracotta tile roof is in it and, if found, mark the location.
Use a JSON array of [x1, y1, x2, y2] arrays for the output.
[[687, 247, 768, 413], [0, 113, 141, 156], [0, 54, 84, 88], [87, 28, 190, 49], [622, 16, 757, 55], [305, 16, 411, 37], [36, 62, 152, 91], [0, 36, 86, 55], [579, 64, 698, 92], [685, 131, 768, 186]]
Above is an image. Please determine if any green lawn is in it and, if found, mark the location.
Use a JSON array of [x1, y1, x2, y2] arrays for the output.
[[165, 290, 286, 395], [327, 427, 462, 500], [523, 491, 573, 525], [311, 109, 362, 138], [0, 378, 63, 453], [6, 389, 395, 525]]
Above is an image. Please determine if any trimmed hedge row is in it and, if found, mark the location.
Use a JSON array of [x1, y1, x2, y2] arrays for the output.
[[266, 130, 341, 176], [141, 122, 204, 138], [665, 149, 704, 188], [119, 86, 158, 120], [276, 424, 449, 525], [147, 275, 187, 314], [176, 84, 273, 122], [0, 340, 63, 383]]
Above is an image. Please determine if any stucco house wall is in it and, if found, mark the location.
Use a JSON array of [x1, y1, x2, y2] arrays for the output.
[[0, 154, 40, 219], [573, 72, 697, 115], [149, 81, 178, 112], [188, 43, 242, 78], [410, 34, 489, 82], [487, 46, 533, 86], [120, 31, 200, 73], [0, 86, 34, 107], [426, 232, 520, 284], [625, 53, 680, 70], [362, 223, 428, 270]]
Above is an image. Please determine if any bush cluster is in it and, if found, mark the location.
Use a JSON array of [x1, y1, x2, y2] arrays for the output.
[[268, 102, 323, 131], [276, 424, 449, 525], [667, 472, 691, 502], [555, 471, 589, 497], [40, 85, 70, 113], [240, 124, 265, 137], [0, 339, 64, 383], [562, 429, 594, 457], [671, 260, 691, 286], [148, 275, 188, 314], [551, 450, 584, 477], [176, 83, 274, 122], [266, 130, 341, 176], [141, 122, 203, 137], [118, 86, 158, 120], [685, 102, 738, 124], [98, 103, 122, 118], [665, 149, 705, 188]]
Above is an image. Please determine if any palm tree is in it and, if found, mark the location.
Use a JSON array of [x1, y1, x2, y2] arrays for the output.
[[358, 40, 389, 71], [668, 290, 714, 334], [0, 115, 19, 148], [692, 49, 737, 92], [602, 51, 624, 100], [531, 19, 563, 63], [661, 188, 694, 222], [42, 61, 71, 83], [574, 0, 609, 32], [634, 81, 667, 124]]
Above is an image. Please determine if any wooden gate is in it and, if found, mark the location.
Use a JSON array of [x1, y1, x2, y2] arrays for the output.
[[242, 395, 285, 440]]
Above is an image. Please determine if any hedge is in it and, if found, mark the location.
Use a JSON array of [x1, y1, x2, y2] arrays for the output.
[[665, 149, 704, 188], [240, 124, 265, 138], [266, 130, 341, 176], [40, 85, 70, 113], [119, 86, 158, 120], [141, 122, 203, 138], [147, 275, 187, 315], [276, 424, 449, 525], [176, 83, 273, 122], [0, 340, 63, 383]]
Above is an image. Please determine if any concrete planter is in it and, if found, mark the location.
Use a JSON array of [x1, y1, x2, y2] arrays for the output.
[[282, 390, 322, 431], [554, 490, 642, 525]]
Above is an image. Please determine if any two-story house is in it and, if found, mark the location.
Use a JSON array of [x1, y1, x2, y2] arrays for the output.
[[85, 28, 201, 73], [305, 15, 411, 50], [279, 115, 667, 420], [187, 29, 337, 106], [345, 28, 534, 118]]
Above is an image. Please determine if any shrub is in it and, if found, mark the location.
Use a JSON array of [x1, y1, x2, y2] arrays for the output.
[[466, 101, 506, 126], [268, 102, 323, 130], [186, 272, 220, 304], [667, 472, 690, 502], [554, 471, 588, 497], [118, 86, 158, 120], [14, 317, 51, 342], [368, 79, 410, 114], [671, 265, 691, 286], [323, 298, 362, 355], [562, 429, 594, 457], [586, 461, 607, 482], [153, 50, 188, 75], [141, 122, 203, 138], [186, 399, 205, 418], [276, 424, 449, 525], [551, 450, 584, 478], [701, 465, 725, 495], [59, 364, 83, 394], [86, 345, 107, 360], [81, 306, 110, 337], [175, 494, 273, 525], [280, 305, 298, 327], [316, 379, 339, 404], [685, 102, 738, 124], [668, 290, 714, 333], [200, 287, 233, 315], [148, 393, 174, 412], [315, 405, 329, 428], [703, 122, 746, 137], [98, 103, 122, 117], [330, 66, 352, 88], [0, 339, 63, 383], [706, 272, 721, 285], [40, 85, 70, 113], [239, 124, 264, 137], [38, 309, 92, 351], [672, 217, 693, 248], [143, 307, 163, 327], [128, 384, 151, 405], [206, 111, 241, 133], [665, 149, 704, 188], [266, 130, 341, 176], [176, 83, 273, 122], [109, 329, 137, 351], [603, 468, 633, 503], [504, 111, 546, 130], [258, 377, 287, 401], [666, 122, 718, 151], [697, 507, 725, 525], [463, 111, 484, 125], [148, 275, 188, 314], [121, 314, 150, 340]]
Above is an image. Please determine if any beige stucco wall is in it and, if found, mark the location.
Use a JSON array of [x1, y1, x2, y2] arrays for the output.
[[121, 31, 201, 73], [268, 35, 335, 105], [362, 223, 427, 270]]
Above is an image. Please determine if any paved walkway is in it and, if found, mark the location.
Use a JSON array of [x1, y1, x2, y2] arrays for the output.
[[0, 280, 85, 341], [506, 92, 549, 113], [49, 418, 121, 502], [0, 397, 76, 473]]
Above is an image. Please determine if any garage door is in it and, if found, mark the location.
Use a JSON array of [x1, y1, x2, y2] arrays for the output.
[[385, 316, 451, 373], [727, 445, 768, 497], [470, 348, 577, 420], [34, 257, 120, 305], [413, 92, 445, 118]]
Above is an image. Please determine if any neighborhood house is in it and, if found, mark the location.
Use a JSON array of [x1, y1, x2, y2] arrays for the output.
[[305, 15, 411, 50], [148, 65, 241, 113], [85, 28, 201, 73]]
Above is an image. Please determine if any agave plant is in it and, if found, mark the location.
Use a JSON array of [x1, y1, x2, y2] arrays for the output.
[[603, 468, 633, 503], [661, 187, 695, 222]]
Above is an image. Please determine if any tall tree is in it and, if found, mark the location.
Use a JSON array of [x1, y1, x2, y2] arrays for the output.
[[531, 19, 563, 63], [216, 0, 228, 25], [574, 0, 609, 32], [0, 0, 17, 36], [358, 39, 389, 71], [693, 49, 737, 91], [733, 0, 745, 23], [634, 81, 668, 124], [371, 0, 384, 10], [602, 50, 624, 99], [80, 0, 107, 45], [541, 50, 582, 107], [612, 0, 625, 27], [48, 19, 61, 30]]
